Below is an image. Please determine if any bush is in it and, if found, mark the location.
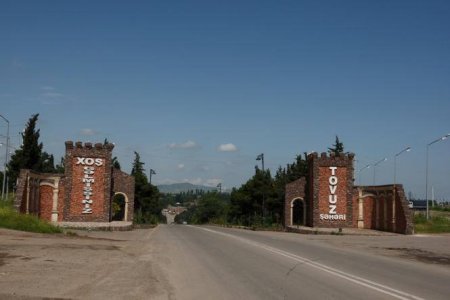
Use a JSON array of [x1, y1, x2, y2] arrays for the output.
[[0, 200, 62, 233], [414, 214, 450, 233], [133, 209, 163, 225]]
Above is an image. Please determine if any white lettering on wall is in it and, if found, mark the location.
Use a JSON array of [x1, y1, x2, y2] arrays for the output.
[[76, 157, 104, 166], [320, 214, 346, 220], [326, 166, 346, 221], [76, 157, 104, 214]]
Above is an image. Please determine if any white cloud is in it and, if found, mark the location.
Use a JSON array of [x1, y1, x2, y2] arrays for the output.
[[217, 143, 238, 152], [11, 59, 24, 69], [41, 86, 55, 91], [38, 86, 65, 105], [41, 92, 63, 98], [205, 178, 222, 187], [169, 140, 198, 149], [177, 164, 185, 170], [80, 128, 98, 136]]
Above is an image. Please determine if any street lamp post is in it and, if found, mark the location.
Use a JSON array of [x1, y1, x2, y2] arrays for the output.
[[149, 169, 156, 185], [358, 164, 371, 186], [373, 158, 387, 185], [425, 134, 450, 220], [0, 114, 9, 200], [256, 153, 265, 222], [394, 147, 411, 187], [256, 153, 264, 171], [393, 147, 411, 230]]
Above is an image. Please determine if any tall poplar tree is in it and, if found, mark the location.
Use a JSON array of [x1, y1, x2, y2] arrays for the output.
[[7, 114, 44, 186], [130, 151, 162, 223], [328, 135, 345, 155]]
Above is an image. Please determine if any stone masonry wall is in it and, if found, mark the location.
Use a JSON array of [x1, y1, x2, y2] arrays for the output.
[[63, 141, 114, 222], [284, 177, 306, 227], [308, 152, 355, 228], [39, 185, 53, 221], [14, 141, 135, 224], [353, 185, 413, 234], [112, 168, 135, 222], [14, 169, 29, 213], [14, 170, 64, 221]]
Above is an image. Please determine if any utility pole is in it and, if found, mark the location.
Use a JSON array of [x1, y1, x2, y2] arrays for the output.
[[425, 134, 449, 219], [256, 153, 264, 171], [256, 153, 265, 223], [149, 169, 156, 185], [0, 114, 9, 200], [373, 157, 387, 185]]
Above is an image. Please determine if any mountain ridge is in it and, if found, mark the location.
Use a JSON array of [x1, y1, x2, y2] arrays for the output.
[[157, 182, 217, 194]]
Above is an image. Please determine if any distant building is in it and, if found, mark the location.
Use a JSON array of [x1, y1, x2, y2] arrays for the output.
[[409, 200, 427, 211]]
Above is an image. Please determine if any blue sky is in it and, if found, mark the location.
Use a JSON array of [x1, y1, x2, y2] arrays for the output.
[[1, 0, 449, 198]]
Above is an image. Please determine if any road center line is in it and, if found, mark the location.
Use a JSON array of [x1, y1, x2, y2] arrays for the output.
[[191, 226, 424, 300]]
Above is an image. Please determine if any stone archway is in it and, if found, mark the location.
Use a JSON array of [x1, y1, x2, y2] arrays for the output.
[[284, 177, 306, 227], [112, 192, 129, 221], [291, 198, 306, 226]]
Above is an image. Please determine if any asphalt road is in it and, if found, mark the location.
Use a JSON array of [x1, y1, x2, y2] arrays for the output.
[[1, 225, 449, 299], [153, 225, 450, 300]]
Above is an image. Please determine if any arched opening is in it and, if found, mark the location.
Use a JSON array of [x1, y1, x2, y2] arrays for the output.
[[112, 193, 128, 221], [291, 198, 305, 226]]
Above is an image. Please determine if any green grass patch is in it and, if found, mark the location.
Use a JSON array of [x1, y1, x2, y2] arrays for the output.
[[0, 200, 62, 234], [414, 214, 450, 233]]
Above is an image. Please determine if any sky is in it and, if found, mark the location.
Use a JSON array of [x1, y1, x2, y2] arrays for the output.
[[1, 0, 449, 199]]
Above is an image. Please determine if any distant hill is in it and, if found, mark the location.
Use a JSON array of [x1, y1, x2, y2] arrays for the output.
[[157, 183, 217, 194]]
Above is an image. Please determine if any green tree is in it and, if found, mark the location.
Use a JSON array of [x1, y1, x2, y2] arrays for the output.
[[131, 151, 162, 224], [112, 156, 121, 170], [103, 138, 121, 169], [7, 114, 44, 186], [55, 157, 65, 174], [195, 192, 227, 223], [229, 168, 276, 226], [39, 152, 56, 173], [174, 192, 229, 224], [328, 135, 345, 155], [131, 151, 147, 211], [228, 153, 310, 227]]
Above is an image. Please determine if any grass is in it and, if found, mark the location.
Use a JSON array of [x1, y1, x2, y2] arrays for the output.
[[0, 198, 62, 234], [414, 213, 450, 233]]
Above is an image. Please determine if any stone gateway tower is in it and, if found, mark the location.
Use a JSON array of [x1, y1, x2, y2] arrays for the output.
[[64, 141, 115, 222], [284, 152, 413, 234], [308, 152, 354, 228], [14, 141, 134, 226]]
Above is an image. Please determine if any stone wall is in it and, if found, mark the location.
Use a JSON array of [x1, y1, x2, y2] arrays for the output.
[[14, 169, 29, 213], [284, 178, 306, 227], [354, 185, 413, 234], [14, 141, 135, 224], [39, 185, 53, 221], [112, 168, 135, 222], [14, 170, 64, 222], [63, 141, 114, 222], [308, 152, 355, 228]]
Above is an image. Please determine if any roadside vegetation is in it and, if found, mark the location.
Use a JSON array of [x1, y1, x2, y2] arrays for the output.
[[0, 198, 62, 233], [414, 211, 450, 233], [130, 151, 166, 225], [174, 136, 346, 229]]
